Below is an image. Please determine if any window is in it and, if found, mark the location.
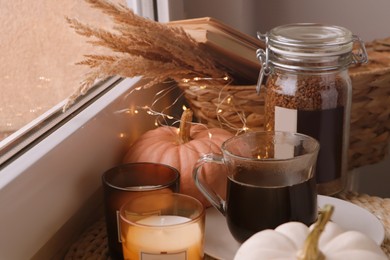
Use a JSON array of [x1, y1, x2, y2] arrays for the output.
[[0, 0, 184, 164], [0, 0, 127, 142], [0, 1, 185, 259]]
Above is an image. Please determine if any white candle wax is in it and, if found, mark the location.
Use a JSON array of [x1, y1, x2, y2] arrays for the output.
[[123, 215, 203, 260]]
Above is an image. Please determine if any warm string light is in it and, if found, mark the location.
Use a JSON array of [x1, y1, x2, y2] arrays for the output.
[[114, 82, 190, 130], [139, 104, 220, 154], [115, 76, 251, 152], [117, 82, 182, 127], [214, 80, 250, 134], [115, 101, 219, 154], [181, 76, 251, 134]]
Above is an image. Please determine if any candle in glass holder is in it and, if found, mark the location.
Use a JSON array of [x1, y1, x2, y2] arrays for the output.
[[102, 162, 180, 259], [120, 193, 205, 260]]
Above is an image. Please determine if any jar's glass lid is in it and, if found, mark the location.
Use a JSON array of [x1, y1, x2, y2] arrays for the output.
[[255, 23, 367, 86], [269, 23, 353, 47]]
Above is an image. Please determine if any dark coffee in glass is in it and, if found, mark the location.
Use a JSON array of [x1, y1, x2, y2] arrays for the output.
[[193, 131, 319, 243]]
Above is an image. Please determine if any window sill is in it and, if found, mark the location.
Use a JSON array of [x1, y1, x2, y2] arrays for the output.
[[0, 77, 182, 259]]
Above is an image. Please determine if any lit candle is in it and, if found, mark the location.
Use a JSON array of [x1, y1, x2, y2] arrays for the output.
[[122, 215, 203, 260]]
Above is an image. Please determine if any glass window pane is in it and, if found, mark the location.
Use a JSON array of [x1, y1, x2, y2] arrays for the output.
[[0, 0, 125, 141]]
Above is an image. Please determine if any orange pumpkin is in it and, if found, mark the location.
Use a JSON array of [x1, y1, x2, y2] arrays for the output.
[[123, 109, 234, 206]]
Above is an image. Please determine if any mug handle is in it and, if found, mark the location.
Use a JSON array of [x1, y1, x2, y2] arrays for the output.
[[193, 153, 227, 215]]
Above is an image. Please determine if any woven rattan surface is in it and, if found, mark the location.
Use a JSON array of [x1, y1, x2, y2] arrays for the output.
[[64, 192, 390, 259]]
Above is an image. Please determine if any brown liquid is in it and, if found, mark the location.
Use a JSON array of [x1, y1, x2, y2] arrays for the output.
[[297, 107, 344, 184], [226, 168, 317, 243]]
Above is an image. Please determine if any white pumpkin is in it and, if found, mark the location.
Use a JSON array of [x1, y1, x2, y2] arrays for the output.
[[234, 205, 387, 260]]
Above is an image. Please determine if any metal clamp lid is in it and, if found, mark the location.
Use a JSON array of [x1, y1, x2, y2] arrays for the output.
[[256, 32, 271, 94], [255, 28, 368, 95], [352, 35, 368, 64]]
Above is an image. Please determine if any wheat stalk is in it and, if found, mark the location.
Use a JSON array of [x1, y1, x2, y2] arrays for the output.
[[64, 0, 228, 110]]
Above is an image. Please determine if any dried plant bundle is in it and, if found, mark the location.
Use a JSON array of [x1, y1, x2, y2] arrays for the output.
[[65, 0, 229, 109]]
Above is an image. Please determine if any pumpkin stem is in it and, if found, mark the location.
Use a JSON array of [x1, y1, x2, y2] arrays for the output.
[[178, 109, 193, 143], [297, 204, 334, 260]]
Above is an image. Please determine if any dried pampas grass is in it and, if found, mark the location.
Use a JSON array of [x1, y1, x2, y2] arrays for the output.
[[65, 0, 228, 110]]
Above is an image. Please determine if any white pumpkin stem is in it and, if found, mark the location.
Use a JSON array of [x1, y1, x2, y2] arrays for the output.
[[179, 109, 193, 143], [297, 204, 334, 260]]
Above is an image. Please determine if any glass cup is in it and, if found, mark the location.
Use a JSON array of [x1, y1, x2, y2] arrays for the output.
[[193, 131, 320, 243], [119, 193, 205, 260], [102, 162, 180, 259]]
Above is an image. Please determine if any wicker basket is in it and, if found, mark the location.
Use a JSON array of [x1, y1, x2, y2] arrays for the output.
[[178, 38, 390, 170]]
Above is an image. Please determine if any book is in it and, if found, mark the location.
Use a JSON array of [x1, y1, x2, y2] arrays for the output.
[[169, 17, 265, 83]]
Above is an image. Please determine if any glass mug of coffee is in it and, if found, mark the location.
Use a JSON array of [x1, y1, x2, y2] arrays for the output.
[[193, 131, 320, 243]]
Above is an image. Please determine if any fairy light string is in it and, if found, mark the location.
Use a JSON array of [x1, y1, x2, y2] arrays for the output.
[[113, 77, 255, 154]]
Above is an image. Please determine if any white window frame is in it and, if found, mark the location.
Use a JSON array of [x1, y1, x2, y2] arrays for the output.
[[127, 0, 185, 22]]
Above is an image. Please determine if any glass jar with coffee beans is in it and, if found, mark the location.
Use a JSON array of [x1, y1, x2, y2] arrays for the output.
[[256, 23, 368, 195]]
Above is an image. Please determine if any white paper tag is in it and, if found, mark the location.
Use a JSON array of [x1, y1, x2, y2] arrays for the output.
[[274, 106, 297, 159], [275, 106, 297, 132]]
